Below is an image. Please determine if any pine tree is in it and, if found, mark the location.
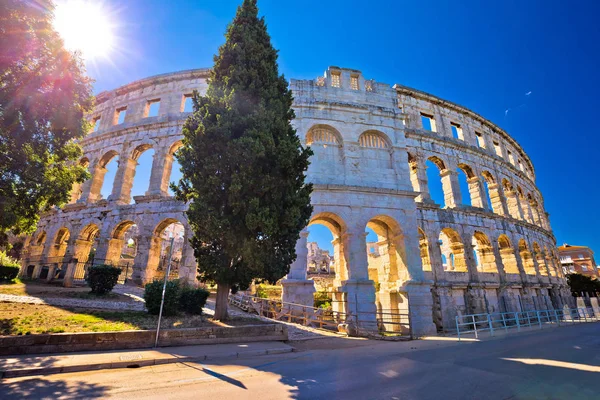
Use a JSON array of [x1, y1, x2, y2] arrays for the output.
[[173, 0, 313, 320]]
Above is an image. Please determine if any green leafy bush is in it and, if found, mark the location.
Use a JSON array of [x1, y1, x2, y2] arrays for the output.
[[314, 290, 332, 309], [256, 284, 282, 299], [0, 251, 20, 281], [179, 286, 210, 315], [144, 280, 181, 316], [87, 265, 121, 294]]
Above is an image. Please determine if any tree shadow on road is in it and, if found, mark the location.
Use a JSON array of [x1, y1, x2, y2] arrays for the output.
[[0, 378, 110, 399]]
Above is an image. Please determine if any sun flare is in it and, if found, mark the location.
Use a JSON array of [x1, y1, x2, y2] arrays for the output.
[[53, 0, 116, 59]]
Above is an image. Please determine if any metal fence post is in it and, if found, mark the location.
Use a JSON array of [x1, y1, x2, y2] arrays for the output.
[[456, 316, 461, 341], [473, 315, 478, 339], [537, 311, 542, 329], [487, 314, 494, 337], [515, 312, 521, 332]]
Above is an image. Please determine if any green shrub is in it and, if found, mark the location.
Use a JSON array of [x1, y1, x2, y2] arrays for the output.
[[0, 251, 21, 281], [314, 290, 332, 309], [144, 280, 181, 316], [179, 286, 210, 315], [87, 265, 121, 294], [255, 284, 282, 299]]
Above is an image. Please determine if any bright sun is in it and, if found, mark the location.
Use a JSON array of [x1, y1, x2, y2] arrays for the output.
[[53, 0, 116, 59]]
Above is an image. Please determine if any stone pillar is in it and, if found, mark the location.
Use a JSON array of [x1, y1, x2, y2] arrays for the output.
[[84, 164, 107, 203], [466, 286, 487, 314], [590, 297, 600, 317], [410, 157, 432, 203], [468, 177, 490, 210], [178, 229, 197, 285], [62, 259, 78, 288], [487, 183, 509, 216], [404, 282, 436, 337], [132, 234, 161, 285], [109, 156, 137, 204], [505, 189, 523, 220], [282, 230, 316, 306], [147, 151, 172, 197], [440, 170, 462, 208], [461, 235, 480, 281]]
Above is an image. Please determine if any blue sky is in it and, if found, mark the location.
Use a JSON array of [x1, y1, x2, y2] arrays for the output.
[[90, 0, 600, 255]]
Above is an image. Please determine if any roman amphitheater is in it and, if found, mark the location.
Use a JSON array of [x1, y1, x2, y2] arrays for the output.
[[21, 66, 571, 336]]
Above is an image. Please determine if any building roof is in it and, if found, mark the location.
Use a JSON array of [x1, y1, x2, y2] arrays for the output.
[[558, 244, 594, 254]]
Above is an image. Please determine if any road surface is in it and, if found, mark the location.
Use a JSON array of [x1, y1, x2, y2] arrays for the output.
[[2, 323, 599, 399]]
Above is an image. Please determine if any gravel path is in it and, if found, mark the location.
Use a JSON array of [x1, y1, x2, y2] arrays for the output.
[[0, 292, 145, 311]]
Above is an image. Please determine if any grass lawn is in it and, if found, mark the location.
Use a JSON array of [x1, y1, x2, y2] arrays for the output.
[[0, 302, 265, 336], [0, 280, 137, 303]]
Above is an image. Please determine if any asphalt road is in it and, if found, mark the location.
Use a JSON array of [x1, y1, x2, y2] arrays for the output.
[[3, 323, 599, 400]]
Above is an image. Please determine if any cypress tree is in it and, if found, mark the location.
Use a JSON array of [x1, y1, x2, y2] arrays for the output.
[[174, 0, 313, 320]]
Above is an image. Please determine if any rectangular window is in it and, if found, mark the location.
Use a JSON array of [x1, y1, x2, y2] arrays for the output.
[[450, 123, 464, 140], [475, 132, 485, 148], [420, 113, 437, 132], [146, 99, 160, 117], [582, 265, 588, 271], [579, 254, 585, 259], [92, 117, 101, 132], [508, 150, 515, 165], [115, 107, 127, 125], [331, 72, 341, 88], [518, 159, 524, 171], [182, 95, 194, 112], [350, 75, 359, 90], [493, 141, 502, 157]]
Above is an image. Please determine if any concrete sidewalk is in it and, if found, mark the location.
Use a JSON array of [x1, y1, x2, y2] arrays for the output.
[[0, 341, 294, 379]]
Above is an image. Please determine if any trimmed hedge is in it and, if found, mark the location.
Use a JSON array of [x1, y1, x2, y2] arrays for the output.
[[87, 265, 121, 294], [144, 280, 210, 316], [144, 280, 181, 316], [0, 265, 20, 281], [180, 286, 210, 315]]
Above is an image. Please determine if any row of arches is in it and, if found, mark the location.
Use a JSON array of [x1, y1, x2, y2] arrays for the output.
[[411, 153, 548, 230], [418, 227, 559, 278], [70, 140, 184, 205], [27, 217, 188, 283]]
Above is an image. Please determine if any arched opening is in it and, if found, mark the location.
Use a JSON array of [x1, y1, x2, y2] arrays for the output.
[[130, 145, 155, 202], [425, 157, 446, 206], [73, 224, 100, 263], [456, 168, 471, 206], [98, 152, 119, 201], [305, 125, 344, 179], [308, 213, 348, 315], [418, 228, 432, 272], [358, 130, 392, 169], [48, 227, 70, 261], [150, 219, 186, 280], [481, 171, 502, 214], [29, 231, 47, 258], [365, 216, 410, 332], [439, 228, 467, 272], [517, 186, 533, 223], [544, 245, 557, 277], [533, 242, 548, 276], [472, 231, 498, 273], [518, 239, 537, 275], [306, 224, 334, 275], [104, 221, 138, 274], [498, 235, 519, 274]]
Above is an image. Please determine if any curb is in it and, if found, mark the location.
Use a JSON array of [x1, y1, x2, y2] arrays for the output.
[[0, 347, 295, 379]]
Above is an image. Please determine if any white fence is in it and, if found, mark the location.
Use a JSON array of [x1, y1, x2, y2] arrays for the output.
[[456, 307, 599, 341]]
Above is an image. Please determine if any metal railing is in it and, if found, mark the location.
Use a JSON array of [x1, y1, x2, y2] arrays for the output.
[[455, 307, 599, 341], [229, 293, 411, 337], [72, 258, 133, 284]]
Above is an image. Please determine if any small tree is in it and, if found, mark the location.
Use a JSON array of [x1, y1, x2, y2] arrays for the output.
[[566, 273, 600, 297], [174, 0, 313, 320], [0, 1, 93, 244]]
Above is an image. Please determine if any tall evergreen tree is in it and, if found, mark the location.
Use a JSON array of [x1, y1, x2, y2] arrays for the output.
[[174, 0, 313, 319], [0, 0, 93, 245]]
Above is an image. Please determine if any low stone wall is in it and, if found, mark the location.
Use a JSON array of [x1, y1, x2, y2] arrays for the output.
[[0, 324, 287, 355]]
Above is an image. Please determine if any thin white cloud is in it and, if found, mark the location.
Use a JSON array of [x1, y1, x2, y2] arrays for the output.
[[525, 91, 532, 96]]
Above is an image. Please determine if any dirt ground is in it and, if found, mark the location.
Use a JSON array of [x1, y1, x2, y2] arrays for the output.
[[0, 280, 138, 303]]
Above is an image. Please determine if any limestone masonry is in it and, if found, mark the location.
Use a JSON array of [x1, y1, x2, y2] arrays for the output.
[[21, 67, 570, 336]]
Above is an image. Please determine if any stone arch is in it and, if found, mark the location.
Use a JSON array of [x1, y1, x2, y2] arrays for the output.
[[533, 242, 548, 276], [518, 239, 537, 275], [127, 143, 156, 202], [73, 223, 100, 263], [457, 163, 479, 207], [358, 130, 392, 169], [69, 157, 91, 203], [308, 212, 348, 283], [147, 139, 185, 197], [47, 227, 71, 260], [439, 228, 467, 272], [100, 220, 138, 267], [306, 125, 342, 146], [517, 186, 533, 223], [544, 244, 557, 277], [425, 156, 448, 206], [28, 230, 47, 258], [146, 218, 187, 280], [472, 231, 498, 273], [498, 234, 519, 274], [89, 150, 119, 202]]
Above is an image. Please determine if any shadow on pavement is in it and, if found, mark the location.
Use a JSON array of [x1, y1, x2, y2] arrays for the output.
[[0, 378, 110, 399]]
